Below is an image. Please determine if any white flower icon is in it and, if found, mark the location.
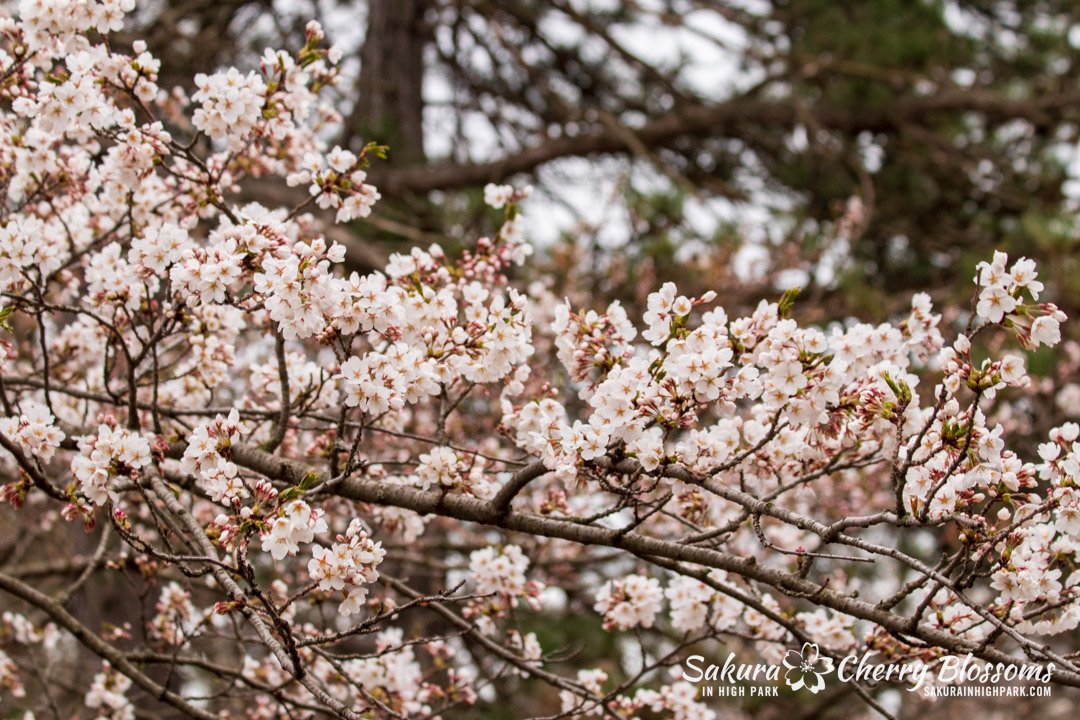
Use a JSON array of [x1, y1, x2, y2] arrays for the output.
[[782, 642, 834, 694]]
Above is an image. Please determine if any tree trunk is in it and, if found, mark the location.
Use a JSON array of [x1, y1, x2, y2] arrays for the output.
[[348, 0, 428, 165]]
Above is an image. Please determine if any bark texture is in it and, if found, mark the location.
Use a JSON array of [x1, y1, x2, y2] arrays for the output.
[[349, 0, 428, 165]]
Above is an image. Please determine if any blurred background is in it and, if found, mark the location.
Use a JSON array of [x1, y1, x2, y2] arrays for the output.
[[123, 0, 1080, 326]]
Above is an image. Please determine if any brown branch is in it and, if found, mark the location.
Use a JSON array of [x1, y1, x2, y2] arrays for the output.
[[0, 570, 219, 720], [220, 442, 1080, 687], [370, 89, 1080, 196]]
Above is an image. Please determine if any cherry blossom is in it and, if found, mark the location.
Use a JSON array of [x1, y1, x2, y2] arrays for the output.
[[71, 426, 152, 506], [84, 663, 134, 720], [307, 518, 385, 615], [1, 3, 1079, 717], [594, 574, 664, 630], [260, 500, 328, 560], [0, 401, 64, 463]]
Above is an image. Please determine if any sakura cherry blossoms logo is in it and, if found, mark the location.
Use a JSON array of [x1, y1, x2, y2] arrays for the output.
[[781, 643, 833, 694], [681, 646, 1054, 700], [679, 643, 836, 699]]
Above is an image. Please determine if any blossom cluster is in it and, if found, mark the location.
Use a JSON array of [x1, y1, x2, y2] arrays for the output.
[[260, 500, 328, 560], [17, 0, 136, 48], [337, 629, 436, 716], [191, 68, 268, 148], [338, 342, 440, 416], [986, 422, 1080, 634], [287, 146, 381, 223], [975, 251, 1064, 347], [0, 649, 21, 702], [0, 400, 64, 464], [180, 411, 250, 506], [551, 299, 636, 391], [665, 575, 719, 632], [71, 425, 153, 506], [593, 574, 664, 631], [414, 446, 496, 497], [483, 182, 531, 209], [0, 216, 63, 292], [84, 663, 134, 720], [466, 544, 543, 620], [253, 235, 349, 340], [149, 582, 200, 647], [308, 518, 386, 615]]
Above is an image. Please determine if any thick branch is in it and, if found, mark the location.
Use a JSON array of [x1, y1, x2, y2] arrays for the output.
[[223, 442, 1080, 687], [371, 89, 1080, 196]]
